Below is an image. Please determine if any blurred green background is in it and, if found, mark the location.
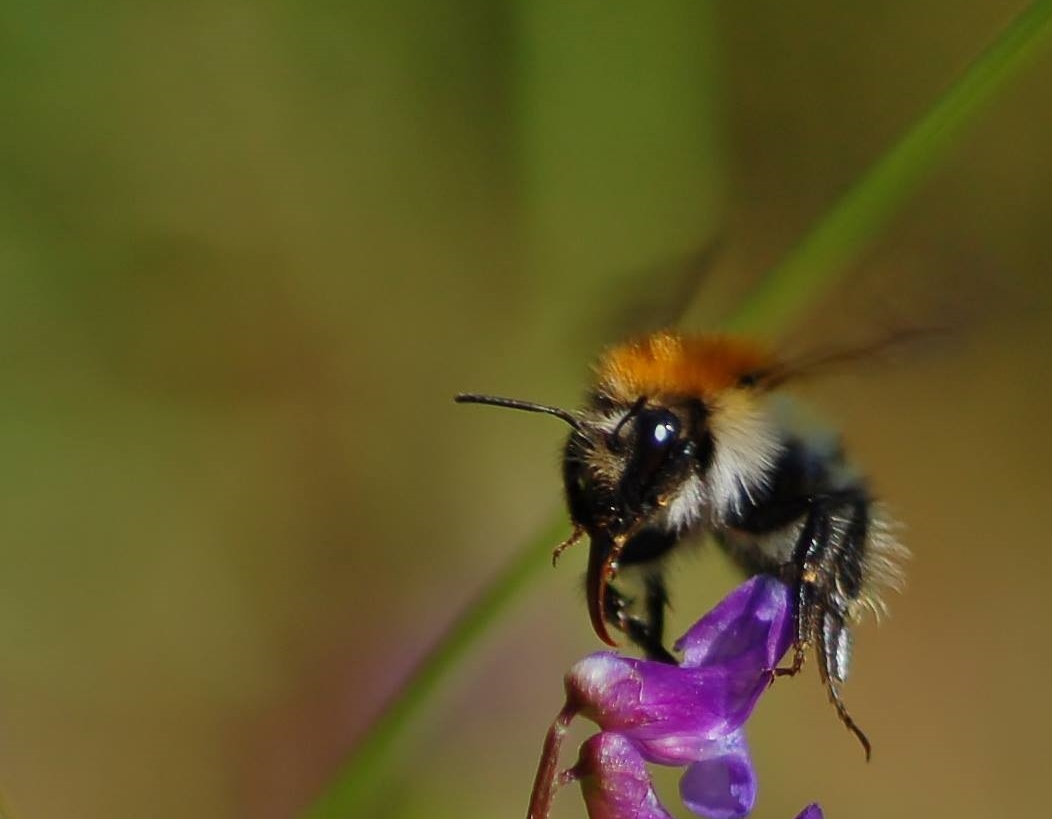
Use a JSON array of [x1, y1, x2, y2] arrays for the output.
[[1, 1, 1051, 818]]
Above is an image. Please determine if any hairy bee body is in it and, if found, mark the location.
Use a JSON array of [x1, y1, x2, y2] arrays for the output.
[[458, 330, 907, 756]]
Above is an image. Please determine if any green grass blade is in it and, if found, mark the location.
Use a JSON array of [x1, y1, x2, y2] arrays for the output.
[[301, 517, 567, 819], [301, 3, 1052, 816], [721, 0, 1052, 336]]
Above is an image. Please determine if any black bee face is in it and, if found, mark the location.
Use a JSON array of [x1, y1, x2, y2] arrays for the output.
[[563, 406, 684, 532], [561, 397, 713, 643]]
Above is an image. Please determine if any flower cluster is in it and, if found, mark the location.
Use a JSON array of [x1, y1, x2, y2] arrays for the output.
[[527, 576, 823, 819]]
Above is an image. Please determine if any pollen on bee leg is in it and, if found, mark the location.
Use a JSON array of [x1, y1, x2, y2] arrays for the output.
[[607, 534, 629, 577], [551, 524, 585, 567]]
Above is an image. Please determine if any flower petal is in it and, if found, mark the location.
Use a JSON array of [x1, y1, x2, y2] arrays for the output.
[[565, 577, 795, 766], [794, 804, 824, 819], [574, 733, 676, 819], [565, 654, 747, 763], [677, 732, 756, 819], [675, 576, 792, 673]]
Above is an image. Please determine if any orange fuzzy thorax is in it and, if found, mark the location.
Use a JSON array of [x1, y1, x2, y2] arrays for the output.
[[595, 332, 774, 402]]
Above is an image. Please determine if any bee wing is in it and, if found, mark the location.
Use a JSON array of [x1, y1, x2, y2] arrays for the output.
[[594, 235, 726, 344], [754, 321, 956, 389]]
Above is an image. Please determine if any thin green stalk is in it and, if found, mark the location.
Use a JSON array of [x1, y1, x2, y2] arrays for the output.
[[303, 517, 568, 819], [720, 0, 1052, 336], [302, 4, 1052, 816]]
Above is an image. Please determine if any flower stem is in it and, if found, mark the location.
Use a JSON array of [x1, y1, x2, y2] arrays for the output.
[[300, 4, 1052, 816], [526, 704, 579, 819]]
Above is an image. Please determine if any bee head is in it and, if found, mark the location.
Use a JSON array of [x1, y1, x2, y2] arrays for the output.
[[455, 330, 774, 647], [562, 395, 713, 644], [565, 331, 774, 644]]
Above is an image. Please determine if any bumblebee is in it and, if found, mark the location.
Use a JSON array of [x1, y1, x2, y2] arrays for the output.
[[458, 330, 906, 758]]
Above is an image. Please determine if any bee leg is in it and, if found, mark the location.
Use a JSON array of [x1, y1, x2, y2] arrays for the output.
[[642, 570, 674, 662], [771, 504, 827, 677], [767, 560, 805, 677], [818, 610, 871, 759], [609, 529, 678, 662], [793, 493, 873, 758], [772, 646, 808, 678], [601, 573, 675, 663], [821, 494, 872, 759]]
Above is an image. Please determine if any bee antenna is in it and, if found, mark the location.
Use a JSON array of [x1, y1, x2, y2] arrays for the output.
[[454, 393, 582, 432], [610, 395, 647, 445]]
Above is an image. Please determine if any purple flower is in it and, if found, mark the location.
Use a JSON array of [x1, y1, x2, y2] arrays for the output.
[[528, 576, 823, 819], [571, 733, 675, 819], [565, 576, 793, 771]]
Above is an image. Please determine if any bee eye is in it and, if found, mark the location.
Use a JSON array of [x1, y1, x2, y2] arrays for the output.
[[641, 410, 679, 450], [631, 408, 681, 486], [643, 416, 677, 447]]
